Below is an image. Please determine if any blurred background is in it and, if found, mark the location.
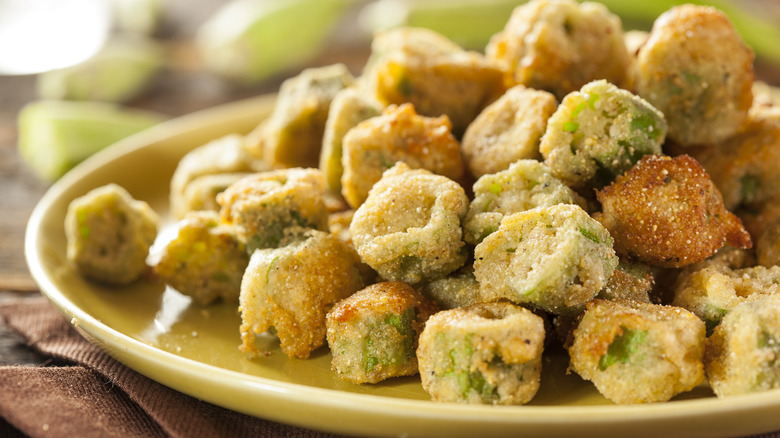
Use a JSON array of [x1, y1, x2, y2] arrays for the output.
[[1, 0, 779, 291]]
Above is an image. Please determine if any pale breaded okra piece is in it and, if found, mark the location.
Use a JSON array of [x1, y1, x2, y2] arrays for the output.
[[349, 163, 469, 285], [319, 87, 383, 194], [415, 264, 482, 310], [65, 183, 158, 285], [540, 80, 667, 190], [706, 294, 780, 397], [634, 4, 754, 146], [340, 103, 465, 209], [239, 230, 365, 359], [326, 281, 438, 384], [463, 159, 585, 245], [417, 301, 546, 405], [594, 154, 752, 268], [474, 204, 618, 316], [361, 27, 505, 136], [153, 211, 248, 305], [568, 299, 706, 404], [169, 134, 268, 220], [176, 172, 253, 217], [486, 0, 630, 101], [461, 85, 557, 178], [217, 168, 329, 252], [246, 63, 354, 168]]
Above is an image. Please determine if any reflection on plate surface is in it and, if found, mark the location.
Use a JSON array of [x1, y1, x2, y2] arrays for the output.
[[25, 94, 780, 438]]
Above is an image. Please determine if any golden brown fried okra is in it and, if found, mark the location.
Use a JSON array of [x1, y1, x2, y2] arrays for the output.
[[153, 211, 248, 305], [176, 172, 253, 217], [65, 183, 158, 285], [417, 301, 545, 405], [350, 163, 469, 284], [247, 63, 354, 168], [595, 154, 752, 268], [170, 134, 267, 220], [340, 103, 465, 209], [461, 85, 557, 178], [634, 4, 754, 146], [596, 260, 654, 304], [540, 80, 667, 190], [486, 0, 630, 100], [689, 106, 780, 211], [217, 168, 329, 252], [474, 204, 618, 316], [415, 264, 482, 310], [568, 299, 706, 404], [706, 294, 780, 397], [239, 230, 365, 359], [463, 159, 585, 245], [362, 27, 505, 135], [326, 281, 438, 384], [319, 87, 383, 194]]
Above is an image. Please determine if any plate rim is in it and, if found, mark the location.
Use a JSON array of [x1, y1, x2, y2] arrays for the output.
[[23, 94, 780, 438]]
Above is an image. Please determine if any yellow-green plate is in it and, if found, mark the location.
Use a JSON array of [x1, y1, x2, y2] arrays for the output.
[[25, 94, 780, 438]]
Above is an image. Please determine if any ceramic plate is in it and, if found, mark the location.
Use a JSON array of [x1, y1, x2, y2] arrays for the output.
[[25, 94, 780, 438]]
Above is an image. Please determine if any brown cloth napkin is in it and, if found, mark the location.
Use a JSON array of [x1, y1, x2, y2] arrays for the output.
[[0, 297, 347, 438]]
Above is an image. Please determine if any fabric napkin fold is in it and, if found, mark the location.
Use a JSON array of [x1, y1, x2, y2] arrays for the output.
[[0, 297, 345, 438]]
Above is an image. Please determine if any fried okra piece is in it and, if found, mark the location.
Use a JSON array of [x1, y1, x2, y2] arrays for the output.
[[595, 154, 752, 268], [362, 27, 505, 135], [246, 63, 354, 168], [634, 5, 754, 146], [568, 299, 706, 404], [474, 204, 618, 316], [170, 134, 268, 220], [319, 87, 383, 194], [217, 168, 329, 252], [350, 163, 469, 284], [341, 103, 465, 209], [540, 80, 667, 190], [596, 260, 654, 303], [153, 211, 248, 305], [756, 221, 780, 268], [463, 159, 585, 245], [239, 230, 365, 359], [461, 85, 557, 178], [706, 294, 780, 397], [417, 301, 545, 405], [486, 0, 630, 101], [690, 106, 780, 211], [415, 264, 482, 310], [176, 172, 253, 216], [672, 252, 780, 334], [740, 202, 780, 268], [65, 183, 158, 285], [326, 281, 438, 384]]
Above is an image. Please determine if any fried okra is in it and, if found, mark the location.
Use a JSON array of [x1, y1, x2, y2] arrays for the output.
[[689, 106, 780, 211], [350, 163, 469, 284], [463, 159, 584, 245], [362, 27, 505, 135], [247, 63, 354, 168], [340, 103, 465, 208], [239, 230, 365, 359], [461, 85, 557, 178], [540, 80, 667, 190], [634, 5, 754, 146], [326, 281, 438, 384], [706, 294, 780, 397], [595, 154, 752, 268], [474, 204, 618, 316], [65, 183, 158, 285], [319, 87, 383, 194], [486, 0, 630, 101], [568, 299, 706, 404], [176, 172, 253, 217], [153, 211, 248, 305], [596, 260, 654, 303], [417, 301, 545, 405], [672, 252, 780, 334], [415, 264, 482, 310], [170, 134, 267, 219], [217, 168, 329, 252]]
